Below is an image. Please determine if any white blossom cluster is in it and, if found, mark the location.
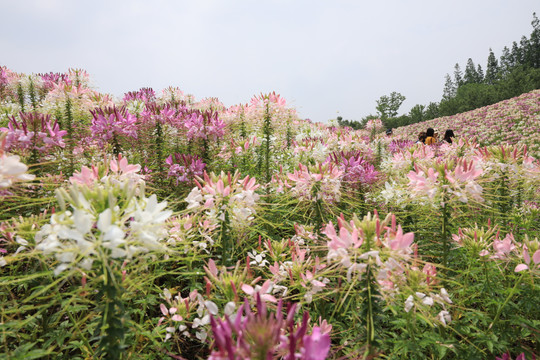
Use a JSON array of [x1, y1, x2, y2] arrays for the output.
[[35, 181, 171, 275]]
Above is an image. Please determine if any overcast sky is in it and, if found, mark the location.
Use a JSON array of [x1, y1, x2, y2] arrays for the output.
[[1, 0, 539, 122]]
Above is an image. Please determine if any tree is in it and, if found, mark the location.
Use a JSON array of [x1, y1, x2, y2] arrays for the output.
[[520, 36, 532, 67], [476, 64, 485, 83], [530, 12, 540, 68], [424, 102, 440, 120], [408, 104, 425, 124], [442, 73, 456, 100], [375, 92, 406, 119], [464, 58, 480, 84], [453, 63, 464, 87], [485, 48, 499, 84], [511, 41, 523, 66]]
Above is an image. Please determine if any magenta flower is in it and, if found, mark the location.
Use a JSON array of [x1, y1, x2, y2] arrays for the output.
[[329, 151, 380, 190], [207, 294, 331, 360], [90, 106, 138, 147], [165, 153, 206, 185], [302, 326, 331, 360], [496, 352, 536, 360], [123, 87, 156, 103], [1, 112, 67, 154], [183, 110, 226, 141]]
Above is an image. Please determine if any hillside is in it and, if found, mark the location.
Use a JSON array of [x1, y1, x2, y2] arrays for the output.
[[394, 90, 540, 157]]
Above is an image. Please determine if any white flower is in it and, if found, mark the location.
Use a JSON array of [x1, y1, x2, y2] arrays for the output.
[[185, 187, 203, 209], [248, 250, 269, 267], [404, 295, 414, 312], [0, 152, 35, 189], [35, 179, 171, 275], [440, 288, 452, 304], [422, 296, 434, 306], [204, 301, 219, 315], [224, 302, 236, 316], [438, 310, 451, 326]]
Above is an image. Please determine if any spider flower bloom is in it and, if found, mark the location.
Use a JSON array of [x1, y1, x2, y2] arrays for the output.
[[1, 112, 67, 153], [90, 106, 138, 146], [165, 153, 205, 185], [407, 165, 439, 199], [408, 159, 484, 204], [329, 151, 380, 190], [185, 171, 259, 229], [323, 212, 416, 289], [35, 179, 171, 275], [515, 237, 540, 273], [0, 136, 35, 189], [123, 87, 156, 103], [183, 110, 226, 141], [287, 162, 343, 204], [208, 294, 331, 360], [69, 154, 144, 188], [444, 159, 484, 203]]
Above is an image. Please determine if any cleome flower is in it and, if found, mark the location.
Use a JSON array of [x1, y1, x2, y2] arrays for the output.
[[35, 163, 171, 275], [185, 171, 260, 230], [407, 158, 484, 206], [208, 293, 331, 360], [323, 211, 416, 291], [287, 162, 343, 204], [0, 134, 35, 190]]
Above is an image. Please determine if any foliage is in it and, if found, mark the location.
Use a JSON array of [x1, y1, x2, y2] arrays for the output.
[[0, 66, 539, 360]]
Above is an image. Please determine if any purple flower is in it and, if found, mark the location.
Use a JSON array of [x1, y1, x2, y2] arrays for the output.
[[1, 112, 67, 153], [184, 110, 226, 141], [165, 153, 205, 185], [207, 294, 331, 360], [90, 106, 138, 146], [388, 139, 415, 153], [123, 87, 156, 103], [302, 326, 331, 360], [329, 151, 380, 190]]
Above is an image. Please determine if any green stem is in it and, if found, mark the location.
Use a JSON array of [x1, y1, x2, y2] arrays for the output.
[[442, 199, 450, 267], [488, 273, 524, 331]]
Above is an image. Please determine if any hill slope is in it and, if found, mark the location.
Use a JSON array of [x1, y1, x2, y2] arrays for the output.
[[394, 90, 540, 157]]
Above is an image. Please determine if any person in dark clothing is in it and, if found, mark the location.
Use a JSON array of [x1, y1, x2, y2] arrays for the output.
[[443, 129, 455, 144], [425, 128, 436, 145]]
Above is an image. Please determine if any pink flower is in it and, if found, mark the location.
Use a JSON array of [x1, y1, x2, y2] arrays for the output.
[[407, 166, 439, 199], [241, 280, 277, 303], [387, 225, 414, 252], [110, 153, 141, 175], [322, 222, 362, 251], [492, 233, 516, 260], [515, 247, 540, 272], [302, 326, 331, 360]]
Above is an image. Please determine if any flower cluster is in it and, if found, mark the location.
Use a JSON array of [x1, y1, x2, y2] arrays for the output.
[[323, 212, 415, 290], [185, 171, 260, 230], [1, 112, 67, 153], [365, 118, 384, 132], [0, 135, 35, 191], [123, 87, 156, 103], [329, 151, 380, 190], [35, 160, 171, 275], [183, 110, 226, 141], [287, 162, 342, 203], [157, 287, 232, 342], [208, 294, 331, 360], [90, 106, 138, 147], [69, 153, 145, 188], [407, 159, 484, 205], [165, 153, 205, 185]]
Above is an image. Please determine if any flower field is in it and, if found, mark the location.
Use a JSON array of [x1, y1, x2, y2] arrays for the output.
[[0, 66, 539, 360], [394, 90, 540, 158]]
